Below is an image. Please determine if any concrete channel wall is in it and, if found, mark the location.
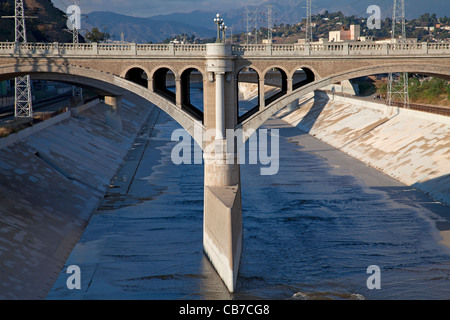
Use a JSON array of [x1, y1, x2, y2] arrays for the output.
[[280, 91, 450, 206], [0, 96, 156, 299]]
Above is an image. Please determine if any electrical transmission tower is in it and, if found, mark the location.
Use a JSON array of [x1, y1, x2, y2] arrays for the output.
[[305, 0, 313, 43], [253, 8, 260, 44], [262, 4, 277, 43], [243, 7, 254, 44], [65, 0, 83, 103], [387, 0, 409, 108], [2, 0, 35, 118]]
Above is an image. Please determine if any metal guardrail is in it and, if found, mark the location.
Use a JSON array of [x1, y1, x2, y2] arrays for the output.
[[0, 41, 449, 57]]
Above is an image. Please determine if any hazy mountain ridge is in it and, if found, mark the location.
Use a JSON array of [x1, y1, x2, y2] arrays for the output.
[[83, 11, 213, 43], [146, 0, 450, 30]]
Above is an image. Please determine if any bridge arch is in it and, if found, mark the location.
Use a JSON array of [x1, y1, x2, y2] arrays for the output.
[[0, 62, 205, 147], [123, 67, 149, 88], [236, 66, 261, 123], [120, 64, 151, 79], [180, 67, 204, 122], [262, 65, 290, 80], [152, 67, 177, 100], [238, 62, 450, 141], [263, 67, 288, 107], [292, 66, 317, 90]]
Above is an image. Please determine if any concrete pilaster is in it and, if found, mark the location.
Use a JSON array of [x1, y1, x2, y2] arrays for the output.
[[215, 72, 225, 139], [259, 79, 265, 110], [204, 43, 243, 292], [104, 95, 123, 131]]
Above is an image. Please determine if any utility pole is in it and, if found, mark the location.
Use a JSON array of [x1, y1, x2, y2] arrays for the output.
[[2, 0, 36, 118], [387, 0, 410, 108]]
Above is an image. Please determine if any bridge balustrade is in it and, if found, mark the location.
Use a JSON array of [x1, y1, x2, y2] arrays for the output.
[[0, 41, 449, 57]]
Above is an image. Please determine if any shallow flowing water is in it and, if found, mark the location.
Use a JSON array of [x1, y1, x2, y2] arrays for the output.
[[47, 87, 450, 300]]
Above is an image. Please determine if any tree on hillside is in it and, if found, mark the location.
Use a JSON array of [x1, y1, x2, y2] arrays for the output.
[[84, 27, 110, 43]]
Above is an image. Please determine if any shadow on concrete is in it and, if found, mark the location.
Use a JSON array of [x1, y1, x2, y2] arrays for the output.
[[293, 94, 329, 134], [370, 183, 450, 232], [412, 174, 450, 225]]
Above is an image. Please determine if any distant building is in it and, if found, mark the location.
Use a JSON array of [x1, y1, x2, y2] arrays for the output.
[[329, 25, 361, 42], [170, 39, 186, 44]]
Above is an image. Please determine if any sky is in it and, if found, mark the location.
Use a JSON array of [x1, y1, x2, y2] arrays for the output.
[[51, 0, 267, 17], [51, 0, 450, 19]]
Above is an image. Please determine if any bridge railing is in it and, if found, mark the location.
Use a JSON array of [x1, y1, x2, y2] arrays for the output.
[[231, 42, 450, 56], [0, 42, 208, 57], [0, 41, 449, 57]]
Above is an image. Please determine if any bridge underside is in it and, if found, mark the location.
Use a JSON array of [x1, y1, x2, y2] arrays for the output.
[[0, 50, 450, 293]]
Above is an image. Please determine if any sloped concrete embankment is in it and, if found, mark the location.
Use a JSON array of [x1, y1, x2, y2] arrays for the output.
[[0, 96, 158, 299], [280, 91, 450, 206]]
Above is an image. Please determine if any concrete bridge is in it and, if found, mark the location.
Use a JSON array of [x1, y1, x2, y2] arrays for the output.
[[1, 41, 449, 292]]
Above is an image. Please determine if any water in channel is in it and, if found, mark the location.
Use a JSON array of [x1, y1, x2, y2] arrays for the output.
[[48, 84, 450, 300]]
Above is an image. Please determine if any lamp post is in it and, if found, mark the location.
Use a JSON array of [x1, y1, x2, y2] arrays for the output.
[[221, 25, 228, 43], [214, 13, 224, 43]]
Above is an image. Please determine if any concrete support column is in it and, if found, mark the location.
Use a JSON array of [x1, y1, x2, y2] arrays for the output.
[[175, 78, 182, 108], [287, 78, 293, 93], [259, 79, 265, 110], [204, 43, 242, 293], [215, 72, 225, 140], [147, 79, 153, 92], [203, 141, 242, 293], [104, 95, 123, 131]]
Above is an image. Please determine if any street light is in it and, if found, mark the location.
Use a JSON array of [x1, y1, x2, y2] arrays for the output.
[[214, 13, 224, 43], [221, 25, 228, 43]]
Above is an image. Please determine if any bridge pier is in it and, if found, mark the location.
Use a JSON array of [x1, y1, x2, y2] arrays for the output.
[[104, 95, 123, 131], [203, 144, 242, 293], [203, 43, 243, 292]]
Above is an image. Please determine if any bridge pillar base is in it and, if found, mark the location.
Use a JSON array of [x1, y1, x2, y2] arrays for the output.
[[105, 96, 123, 131], [204, 184, 242, 293], [287, 98, 300, 112], [203, 140, 242, 293]]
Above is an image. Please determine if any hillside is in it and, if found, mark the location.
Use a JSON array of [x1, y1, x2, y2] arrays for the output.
[[83, 11, 213, 44], [146, 0, 450, 33], [0, 0, 75, 42]]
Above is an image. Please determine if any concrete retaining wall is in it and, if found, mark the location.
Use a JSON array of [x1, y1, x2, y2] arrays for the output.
[[0, 96, 156, 299], [280, 92, 450, 206]]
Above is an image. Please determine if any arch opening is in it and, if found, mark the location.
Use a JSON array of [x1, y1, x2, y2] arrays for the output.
[[293, 67, 315, 91], [264, 67, 288, 107], [125, 68, 149, 88], [153, 68, 176, 104], [237, 67, 260, 123], [180, 68, 204, 122]]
